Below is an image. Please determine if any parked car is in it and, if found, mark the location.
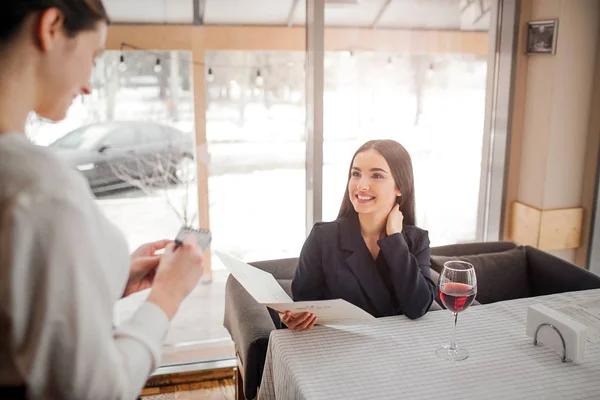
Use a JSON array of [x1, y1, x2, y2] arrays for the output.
[[50, 121, 196, 194]]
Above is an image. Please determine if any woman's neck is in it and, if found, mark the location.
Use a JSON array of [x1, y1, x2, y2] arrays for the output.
[[358, 212, 387, 240], [0, 46, 36, 134]]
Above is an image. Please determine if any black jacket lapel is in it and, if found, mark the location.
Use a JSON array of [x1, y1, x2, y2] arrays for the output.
[[338, 215, 394, 316]]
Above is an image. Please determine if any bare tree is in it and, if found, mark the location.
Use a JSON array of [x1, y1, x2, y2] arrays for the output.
[[108, 150, 198, 226], [412, 55, 432, 126]]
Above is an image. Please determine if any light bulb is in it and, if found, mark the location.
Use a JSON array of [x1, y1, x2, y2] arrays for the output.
[[255, 70, 264, 86], [426, 63, 434, 79], [153, 59, 162, 73], [206, 67, 215, 83], [119, 54, 127, 72]]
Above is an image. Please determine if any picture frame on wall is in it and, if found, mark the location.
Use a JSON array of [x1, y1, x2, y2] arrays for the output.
[[526, 20, 559, 55]]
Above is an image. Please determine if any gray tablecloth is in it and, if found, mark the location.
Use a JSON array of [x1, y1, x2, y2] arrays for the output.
[[259, 289, 600, 400]]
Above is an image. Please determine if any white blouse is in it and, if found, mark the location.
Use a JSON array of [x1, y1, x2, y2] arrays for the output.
[[0, 133, 169, 399]]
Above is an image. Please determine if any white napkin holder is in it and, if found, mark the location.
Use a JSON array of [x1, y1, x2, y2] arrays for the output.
[[526, 304, 587, 363]]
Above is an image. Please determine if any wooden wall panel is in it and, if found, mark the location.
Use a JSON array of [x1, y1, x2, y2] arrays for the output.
[[510, 201, 583, 251], [107, 25, 487, 54]]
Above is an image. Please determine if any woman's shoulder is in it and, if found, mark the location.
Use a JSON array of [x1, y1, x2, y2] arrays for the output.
[[309, 219, 343, 237], [403, 224, 428, 237], [402, 225, 430, 249], [0, 136, 93, 205]]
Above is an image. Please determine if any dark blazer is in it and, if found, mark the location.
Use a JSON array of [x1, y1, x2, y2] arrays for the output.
[[291, 214, 436, 319]]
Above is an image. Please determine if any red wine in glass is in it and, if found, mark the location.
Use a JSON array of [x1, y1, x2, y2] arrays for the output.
[[436, 261, 477, 361], [439, 282, 476, 313]]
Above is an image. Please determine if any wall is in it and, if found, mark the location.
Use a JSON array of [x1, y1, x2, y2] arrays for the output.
[[505, 0, 600, 266]]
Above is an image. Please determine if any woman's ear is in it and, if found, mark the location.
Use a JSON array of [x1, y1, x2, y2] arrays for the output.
[[38, 8, 64, 52]]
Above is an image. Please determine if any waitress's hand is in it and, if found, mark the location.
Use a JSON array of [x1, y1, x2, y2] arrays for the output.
[[386, 204, 404, 236], [147, 236, 205, 320], [279, 311, 317, 331], [123, 239, 172, 298]]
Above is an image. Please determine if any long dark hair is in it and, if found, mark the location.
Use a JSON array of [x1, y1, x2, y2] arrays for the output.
[[0, 0, 109, 45], [337, 139, 416, 226]]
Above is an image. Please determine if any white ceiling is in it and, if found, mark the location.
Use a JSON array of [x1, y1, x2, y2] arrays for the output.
[[103, 0, 194, 23], [205, 0, 299, 25], [104, 0, 491, 31], [377, 0, 490, 30]]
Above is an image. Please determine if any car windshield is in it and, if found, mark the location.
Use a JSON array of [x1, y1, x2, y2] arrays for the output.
[[50, 125, 112, 150]]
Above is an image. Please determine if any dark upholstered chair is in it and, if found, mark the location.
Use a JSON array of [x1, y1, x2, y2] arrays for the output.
[[223, 258, 297, 400], [427, 241, 519, 307], [223, 242, 600, 399], [429, 242, 600, 305]]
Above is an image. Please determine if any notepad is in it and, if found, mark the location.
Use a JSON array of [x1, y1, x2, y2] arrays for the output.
[[174, 226, 212, 252]]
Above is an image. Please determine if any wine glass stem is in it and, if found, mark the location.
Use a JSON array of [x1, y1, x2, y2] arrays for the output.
[[449, 312, 458, 351]]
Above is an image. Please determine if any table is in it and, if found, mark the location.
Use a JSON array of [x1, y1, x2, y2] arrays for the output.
[[259, 289, 600, 400]]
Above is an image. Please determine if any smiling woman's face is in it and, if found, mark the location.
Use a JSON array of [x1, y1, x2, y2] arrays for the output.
[[348, 149, 401, 215]]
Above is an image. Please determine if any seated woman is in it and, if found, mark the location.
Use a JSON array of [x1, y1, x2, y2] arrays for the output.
[[280, 139, 436, 331]]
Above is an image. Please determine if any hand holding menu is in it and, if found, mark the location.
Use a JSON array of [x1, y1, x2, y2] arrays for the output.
[[216, 251, 377, 326]]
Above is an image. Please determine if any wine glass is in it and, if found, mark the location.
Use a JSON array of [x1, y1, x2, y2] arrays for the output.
[[436, 261, 477, 361]]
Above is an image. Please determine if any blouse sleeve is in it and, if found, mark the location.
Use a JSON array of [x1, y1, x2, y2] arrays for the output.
[[8, 193, 169, 399]]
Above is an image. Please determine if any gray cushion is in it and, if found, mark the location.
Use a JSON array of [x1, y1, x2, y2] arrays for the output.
[[249, 258, 298, 280], [223, 275, 275, 400], [277, 279, 292, 297], [429, 268, 440, 286], [431, 241, 517, 257], [431, 247, 531, 304]]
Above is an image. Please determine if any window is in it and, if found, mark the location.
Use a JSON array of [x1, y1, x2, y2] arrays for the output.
[[318, 1, 493, 247], [50, 124, 112, 150], [141, 124, 171, 144], [322, 53, 489, 246], [101, 126, 138, 148], [206, 51, 307, 264]]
